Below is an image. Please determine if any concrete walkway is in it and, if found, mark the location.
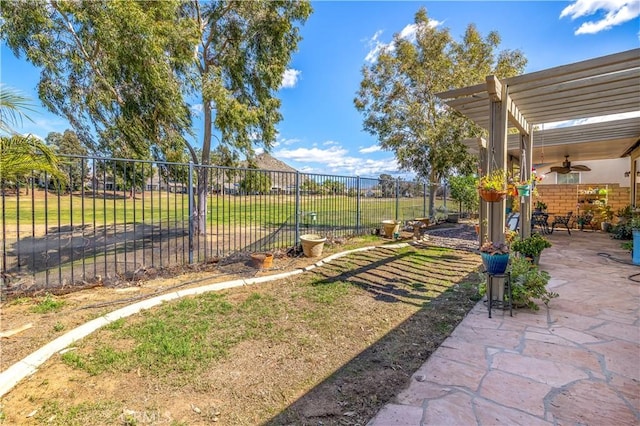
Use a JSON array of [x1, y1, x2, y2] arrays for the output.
[[369, 231, 640, 425]]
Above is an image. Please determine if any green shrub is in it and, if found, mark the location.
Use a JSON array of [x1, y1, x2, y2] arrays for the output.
[[511, 233, 552, 258], [509, 256, 557, 310]]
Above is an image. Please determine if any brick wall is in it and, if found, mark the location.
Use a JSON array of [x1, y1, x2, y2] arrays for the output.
[[535, 183, 630, 224]]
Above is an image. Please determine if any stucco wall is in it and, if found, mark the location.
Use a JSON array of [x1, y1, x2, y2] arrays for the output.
[[537, 158, 630, 187]]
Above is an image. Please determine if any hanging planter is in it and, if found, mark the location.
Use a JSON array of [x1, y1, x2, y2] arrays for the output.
[[516, 184, 531, 196], [478, 188, 507, 203]]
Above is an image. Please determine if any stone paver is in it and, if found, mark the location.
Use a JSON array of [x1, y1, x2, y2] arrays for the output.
[[368, 232, 640, 426]]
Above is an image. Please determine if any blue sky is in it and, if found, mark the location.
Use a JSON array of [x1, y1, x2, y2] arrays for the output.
[[1, 0, 639, 178]]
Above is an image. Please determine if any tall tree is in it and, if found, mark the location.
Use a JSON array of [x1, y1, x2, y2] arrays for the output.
[[185, 1, 311, 232], [355, 8, 526, 218], [46, 130, 89, 191], [1, 0, 196, 157], [1, 0, 312, 233]]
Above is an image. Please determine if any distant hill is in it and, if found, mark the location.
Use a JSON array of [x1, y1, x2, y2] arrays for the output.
[[243, 152, 297, 173], [237, 152, 298, 191]]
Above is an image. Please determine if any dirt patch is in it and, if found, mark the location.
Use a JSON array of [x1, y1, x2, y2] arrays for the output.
[[0, 225, 483, 425]]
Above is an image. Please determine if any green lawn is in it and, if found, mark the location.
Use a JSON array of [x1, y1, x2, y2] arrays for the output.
[[2, 190, 437, 231]]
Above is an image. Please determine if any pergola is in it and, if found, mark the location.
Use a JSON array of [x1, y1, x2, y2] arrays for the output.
[[437, 48, 640, 246]]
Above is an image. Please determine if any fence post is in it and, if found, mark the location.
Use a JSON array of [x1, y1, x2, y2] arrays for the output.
[[295, 171, 300, 244], [188, 162, 194, 264], [356, 176, 361, 234], [423, 182, 427, 217], [395, 178, 400, 221]]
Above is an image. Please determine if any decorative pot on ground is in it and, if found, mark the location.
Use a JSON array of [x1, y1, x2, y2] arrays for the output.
[[447, 213, 459, 223], [381, 220, 400, 238], [300, 234, 327, 258], [250, 252, 273, 269]]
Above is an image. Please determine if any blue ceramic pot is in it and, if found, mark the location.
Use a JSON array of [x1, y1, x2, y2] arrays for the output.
[[481, 253, 510, 274]]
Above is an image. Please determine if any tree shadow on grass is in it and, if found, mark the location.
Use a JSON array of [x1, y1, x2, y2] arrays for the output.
[[265, 273, 478, 426], [266, 247, 482, 425]]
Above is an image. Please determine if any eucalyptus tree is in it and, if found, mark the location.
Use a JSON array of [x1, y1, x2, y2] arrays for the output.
[[1, 0, 312, 233], [354, 7, 526, 218], [46, 130, 89, 191], [184, 1, 311, 231]]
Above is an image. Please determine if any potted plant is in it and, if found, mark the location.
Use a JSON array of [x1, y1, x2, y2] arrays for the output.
[[479, 240, 510, 274], [478, 169, 507, 202], [598, 204, 614, 232], [535, 200, 547, 212], [511, 233, 552, 264], [508, 256, 558, 310]]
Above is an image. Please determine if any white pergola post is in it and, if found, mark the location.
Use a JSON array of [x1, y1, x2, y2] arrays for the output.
[[487, 76, 509, 247]]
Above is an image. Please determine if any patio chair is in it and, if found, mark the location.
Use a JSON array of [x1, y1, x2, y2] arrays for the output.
[[550, 211, 573, 235], [531, 212, 549, 234]]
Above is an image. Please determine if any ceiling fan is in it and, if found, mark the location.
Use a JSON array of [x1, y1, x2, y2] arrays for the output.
[[549, 156, 591, 174]]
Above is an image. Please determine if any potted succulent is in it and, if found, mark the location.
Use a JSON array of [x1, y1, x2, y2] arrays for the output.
[[479, 240, 510, 274], [535, 200, 547, 212], [511, 233, 552, 264], [478, 169, 507, 202]]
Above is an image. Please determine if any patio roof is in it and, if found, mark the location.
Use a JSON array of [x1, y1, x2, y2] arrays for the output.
[[438, 48, 640, 165]]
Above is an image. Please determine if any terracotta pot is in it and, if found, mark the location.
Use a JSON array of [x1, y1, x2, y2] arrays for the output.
[[251, 252, 273, 269], [478, 188, 507, 202]]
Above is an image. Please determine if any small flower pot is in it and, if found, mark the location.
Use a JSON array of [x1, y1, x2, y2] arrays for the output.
[[300, 234, 327, 258], [516, 185, 531, 196]]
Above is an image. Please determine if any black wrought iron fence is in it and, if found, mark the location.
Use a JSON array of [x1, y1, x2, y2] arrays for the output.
[[1, 155, 432, 297]]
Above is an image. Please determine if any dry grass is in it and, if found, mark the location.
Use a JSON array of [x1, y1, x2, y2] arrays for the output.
[[0, 238, 482, 425]]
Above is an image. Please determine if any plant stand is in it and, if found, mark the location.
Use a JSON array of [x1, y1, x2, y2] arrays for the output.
[[485, 271, 513, 318]]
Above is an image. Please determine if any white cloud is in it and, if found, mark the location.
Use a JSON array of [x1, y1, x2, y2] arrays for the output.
[[280, 68, 301, 89], [275, 145, 348, 163], [364, 20, 442, 63], [190, 103, 203, 115], [274, 142, 400, 177], [279, 137, 300, 146], [560, 0, 640, 34], [364, 30, 389, 63], [359, 144, 381, 154]]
